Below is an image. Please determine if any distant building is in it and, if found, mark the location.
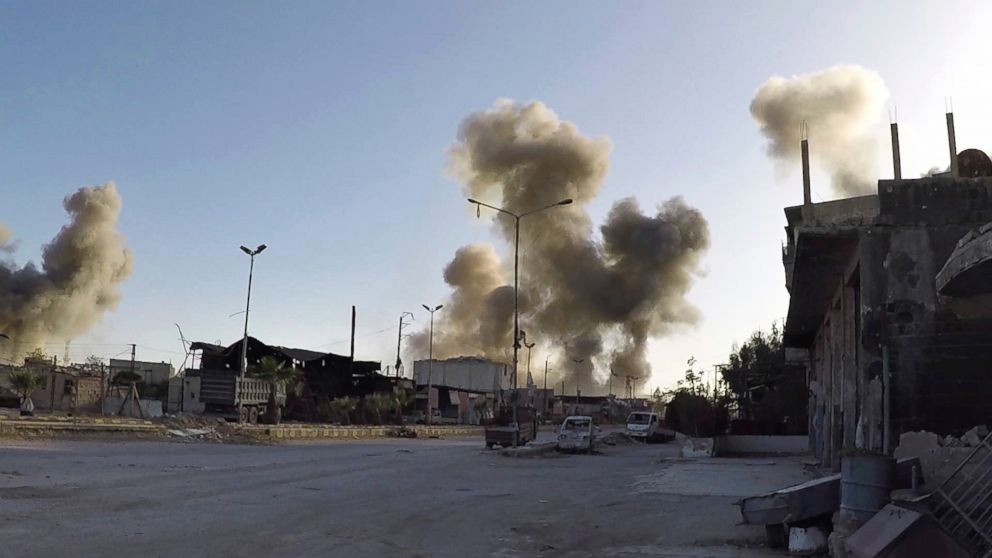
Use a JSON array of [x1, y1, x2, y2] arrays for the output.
[[109, 359, 175, 385], [413, 357, 510, 424], [413, 357, 510, 392]]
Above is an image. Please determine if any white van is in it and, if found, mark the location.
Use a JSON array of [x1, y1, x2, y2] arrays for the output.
[[625, 411, 675, 443]]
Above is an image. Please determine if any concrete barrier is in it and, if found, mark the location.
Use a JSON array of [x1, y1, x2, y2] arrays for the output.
[[239, 424, 484, 442], [0, 416, 164, 436], [715, 435, 808, 456]]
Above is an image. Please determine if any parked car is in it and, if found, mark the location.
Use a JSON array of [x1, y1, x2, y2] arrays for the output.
[[557, 415, 598, 453], [625, 411, 675, 443]]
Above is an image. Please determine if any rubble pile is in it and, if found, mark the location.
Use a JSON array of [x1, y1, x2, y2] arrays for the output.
[[599, 432, 635, 446], [164, 415, 243, 443]]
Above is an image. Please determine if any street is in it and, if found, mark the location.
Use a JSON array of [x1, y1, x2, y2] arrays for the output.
[[0, 436, 809, 558]]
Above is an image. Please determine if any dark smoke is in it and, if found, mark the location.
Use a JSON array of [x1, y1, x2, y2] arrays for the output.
[[410, 100, 709, 390], [0, 183, 133, 362], [750, 64, 889, 197]]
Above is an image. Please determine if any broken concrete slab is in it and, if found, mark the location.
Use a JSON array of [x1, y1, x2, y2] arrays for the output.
[[738, 473, 839, 526], [962, 425, 988, 447], [895, 432, 974, 489], [738, 456, 923, 527], [845, 504, 969, 558]]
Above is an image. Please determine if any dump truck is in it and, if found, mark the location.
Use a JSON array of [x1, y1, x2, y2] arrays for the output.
[[195, 369, 285, 424]]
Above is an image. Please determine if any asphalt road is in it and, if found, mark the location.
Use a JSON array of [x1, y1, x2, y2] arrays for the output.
[[0, 435, 808, 558]]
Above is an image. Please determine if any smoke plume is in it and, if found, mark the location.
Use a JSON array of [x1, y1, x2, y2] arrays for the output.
[[0, 183, 133, 361], [750, 64, 889, 197], [411, 100, 709, 390]]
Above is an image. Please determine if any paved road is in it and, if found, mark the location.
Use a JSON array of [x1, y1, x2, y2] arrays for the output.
[[0, 436, 808, 558]]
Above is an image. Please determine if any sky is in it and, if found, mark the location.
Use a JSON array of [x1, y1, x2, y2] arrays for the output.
[[3, 1, 992, 393]]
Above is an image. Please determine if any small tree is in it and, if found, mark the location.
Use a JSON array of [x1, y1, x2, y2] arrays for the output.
[[473, 398, 490, 425], [24, 347, 49, 362], [330, 397, 357, 425], [394, 388, 414, 424], [8, 370, 45, 415], [651, 387, 666, 414], [249, 356, 301, 425]]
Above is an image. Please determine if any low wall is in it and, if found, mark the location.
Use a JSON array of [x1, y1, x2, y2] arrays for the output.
[[715, 435, 808, 456], [0, 416, 164, 436], [240, 424, 484, 441]]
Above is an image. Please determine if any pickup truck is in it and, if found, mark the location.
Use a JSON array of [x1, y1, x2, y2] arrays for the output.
[[557, 415, 598, 453], [625, 411, 676, 443]]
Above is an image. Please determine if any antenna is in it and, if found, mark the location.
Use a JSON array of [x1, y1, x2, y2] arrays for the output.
[[800, 120, 811, 207], [890, 107, 902, 180], [946, 99, 959, 177]]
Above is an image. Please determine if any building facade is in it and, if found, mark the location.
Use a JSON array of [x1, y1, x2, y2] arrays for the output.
[[109, 359, 175, 385], [783, 176, 992, 469]]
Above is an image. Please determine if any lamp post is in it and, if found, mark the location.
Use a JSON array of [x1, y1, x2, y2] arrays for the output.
[[422, 304, 443, 425], [524, 340, 535, 383], [239, 244, 267, 378], [467, 197, 573, 390]]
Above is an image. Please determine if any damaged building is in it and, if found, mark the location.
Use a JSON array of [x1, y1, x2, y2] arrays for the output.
[[188, 337, 400, 420], [783, 115, 992, 469]]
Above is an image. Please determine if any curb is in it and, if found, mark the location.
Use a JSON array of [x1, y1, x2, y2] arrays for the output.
[[238, 424, 484, 441]]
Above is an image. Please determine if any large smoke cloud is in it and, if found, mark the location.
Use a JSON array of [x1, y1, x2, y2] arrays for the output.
[[411, 100, 709, 390], [750, 64, 889, 197], [0, 183, 133, 361]]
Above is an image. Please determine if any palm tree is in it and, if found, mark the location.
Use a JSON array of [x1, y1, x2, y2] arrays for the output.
[[331, 397, 357, 425], [249, 355, 301, 425], [8, 370, 45, 416], [474, 398, 490, 425], [365, 393, 388, 425]]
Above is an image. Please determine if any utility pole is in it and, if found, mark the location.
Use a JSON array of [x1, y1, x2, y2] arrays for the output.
[[543, 357, 549, 414], [349, 305, 356, 378], [130, 344, 136, 378], [395, 311, 414, 378]]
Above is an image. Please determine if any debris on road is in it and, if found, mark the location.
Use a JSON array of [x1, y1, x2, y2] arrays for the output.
[[599, 432, 635, 446]]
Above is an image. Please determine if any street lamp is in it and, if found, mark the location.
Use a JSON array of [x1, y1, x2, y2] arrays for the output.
[[524, 339, 536, 384], [422, 304, 443, 425], [467, 197, 573, 389], [239, 244, 267, 378]]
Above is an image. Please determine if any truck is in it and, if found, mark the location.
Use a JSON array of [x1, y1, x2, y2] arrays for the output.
[[196, 369, 286, 424], [485, 403, 538, 448]]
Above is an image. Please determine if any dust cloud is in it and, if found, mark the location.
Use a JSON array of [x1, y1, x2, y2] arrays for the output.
[[0, 183, 133, 362], [410, 100, 709, 391], [750, 64, 889, 197]]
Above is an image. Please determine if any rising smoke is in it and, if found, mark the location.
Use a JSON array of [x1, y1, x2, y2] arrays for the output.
[[0, 183, 133, 362], [411, 100, 710, 390], [750, 64, 889, 197]]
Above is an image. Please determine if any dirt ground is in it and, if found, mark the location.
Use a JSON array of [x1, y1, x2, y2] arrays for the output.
[[0, 434, 810, 558]]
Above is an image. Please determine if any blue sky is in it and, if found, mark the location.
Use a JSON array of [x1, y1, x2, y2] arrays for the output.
[[2, 1, 990, 391]]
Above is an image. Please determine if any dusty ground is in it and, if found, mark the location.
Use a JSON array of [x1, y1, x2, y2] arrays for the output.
[[0, 433, 809, 558]]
